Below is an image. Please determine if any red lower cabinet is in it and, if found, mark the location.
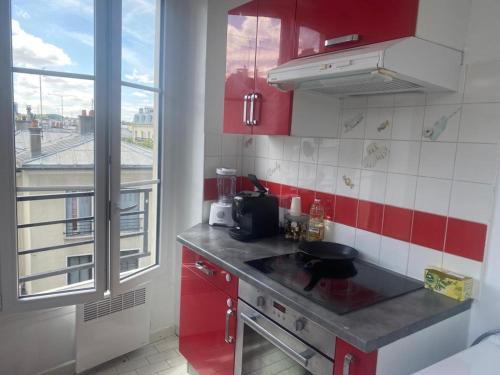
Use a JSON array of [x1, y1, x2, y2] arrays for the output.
[[179, 265, 237, 375], [334, 338, 377, 375]]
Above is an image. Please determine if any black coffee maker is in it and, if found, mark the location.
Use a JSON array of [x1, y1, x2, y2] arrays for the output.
[[229, 174, 279, 241]]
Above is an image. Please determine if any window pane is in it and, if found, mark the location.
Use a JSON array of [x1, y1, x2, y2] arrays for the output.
[[121, 0, 160, 87], [12, 29, 96, 296], [119, 85, 160, 280], [11, 0, 94, 75]]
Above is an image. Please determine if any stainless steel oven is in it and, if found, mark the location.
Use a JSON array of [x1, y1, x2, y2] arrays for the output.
[[235, 280, 335, 375]]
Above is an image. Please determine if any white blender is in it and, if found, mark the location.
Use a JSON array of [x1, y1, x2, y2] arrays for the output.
[[209, 167, 237, 227]]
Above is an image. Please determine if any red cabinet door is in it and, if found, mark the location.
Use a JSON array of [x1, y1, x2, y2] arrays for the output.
[[295, 0, 419, 58], [179, 266, 237, 375], [223, 1, 258, 134], [182, 246, 238, 300], [334, 338, 377, 375], [252, 0, 295, 135]]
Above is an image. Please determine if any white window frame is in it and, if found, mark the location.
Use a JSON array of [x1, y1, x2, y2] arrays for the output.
[[0, 0, 166, 311], [109, 0, 165, 296]]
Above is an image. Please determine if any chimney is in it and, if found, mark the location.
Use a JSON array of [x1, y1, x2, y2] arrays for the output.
[[79, 109, 95, 135], [28, 124, 42, 157]]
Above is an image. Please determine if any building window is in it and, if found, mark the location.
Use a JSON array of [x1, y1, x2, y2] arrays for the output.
[[65, 194, 93, 236], [120, 250, 140, 272], [119, 192, 140, 232], [67, 255, 93, 285]]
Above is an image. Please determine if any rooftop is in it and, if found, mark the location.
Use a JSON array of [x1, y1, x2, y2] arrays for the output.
[[16, 128, 152, 170]]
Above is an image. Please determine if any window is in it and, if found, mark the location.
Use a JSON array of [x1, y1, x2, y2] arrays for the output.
[[67, 255, 93, 285], [120, 250, 140, 273], [0, 0, 165, 311], [66, 194, 93, 236]]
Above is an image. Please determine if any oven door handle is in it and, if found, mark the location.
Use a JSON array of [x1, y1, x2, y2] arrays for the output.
[[241, 312, 315, 367]]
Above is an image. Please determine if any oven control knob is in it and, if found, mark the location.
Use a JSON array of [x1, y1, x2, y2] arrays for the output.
[[295, 318, 306, 331], [256, 296, 265, 308]]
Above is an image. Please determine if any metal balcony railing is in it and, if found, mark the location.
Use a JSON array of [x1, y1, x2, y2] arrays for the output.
[[16, 186, 153, 285]]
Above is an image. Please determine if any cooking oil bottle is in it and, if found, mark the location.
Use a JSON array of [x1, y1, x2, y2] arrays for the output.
[[307, 199, 325, 241]]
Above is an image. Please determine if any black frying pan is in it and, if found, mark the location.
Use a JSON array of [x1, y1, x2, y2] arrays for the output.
[[298, 241, 359, 261]]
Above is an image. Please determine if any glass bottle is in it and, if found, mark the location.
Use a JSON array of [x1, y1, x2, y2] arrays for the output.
[[307, 199, 325, 241]]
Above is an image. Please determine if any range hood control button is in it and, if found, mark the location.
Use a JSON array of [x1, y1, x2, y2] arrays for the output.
[[295, 318, 306, 331], [256, 296, 265, 308]]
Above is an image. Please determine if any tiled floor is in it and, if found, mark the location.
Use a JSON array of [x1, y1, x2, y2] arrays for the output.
[[87, 334, 188, 375]]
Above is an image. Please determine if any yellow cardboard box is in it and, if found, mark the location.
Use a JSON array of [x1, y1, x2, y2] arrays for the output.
[[424, 267, 473, 301]]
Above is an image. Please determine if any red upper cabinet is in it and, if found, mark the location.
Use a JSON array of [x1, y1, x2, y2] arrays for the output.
[[223, 1, 258, 134], [224, 0, 295, 136], [334, 338, 377, 375], [252, 0, 295, 135], [295, 0, 419, 58], [179, 266, 237, 375]]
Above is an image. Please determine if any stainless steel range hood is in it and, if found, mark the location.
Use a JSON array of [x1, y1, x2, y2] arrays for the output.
[[267, 37, 463, 96]]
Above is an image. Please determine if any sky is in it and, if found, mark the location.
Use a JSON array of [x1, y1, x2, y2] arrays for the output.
[[11, 0, 159, 121]]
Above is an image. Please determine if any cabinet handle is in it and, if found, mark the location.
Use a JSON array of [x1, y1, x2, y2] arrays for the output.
[[325, 34, 359, 47], [249, 93, 260, 125], [194, 261, 215, 277], [343, 353, 354, 375], [243, 94, 250, 125], [225, 308, 235, 344]]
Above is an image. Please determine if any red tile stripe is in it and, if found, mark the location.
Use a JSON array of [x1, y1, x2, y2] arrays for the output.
[[203, 177, 488, 263]]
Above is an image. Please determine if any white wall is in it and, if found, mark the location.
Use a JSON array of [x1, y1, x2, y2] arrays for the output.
[[466, 0, 500, 343], [0, 307, 75, 375]]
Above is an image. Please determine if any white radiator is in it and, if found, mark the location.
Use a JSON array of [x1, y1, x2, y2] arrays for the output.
[[75, 283, 151, 373]]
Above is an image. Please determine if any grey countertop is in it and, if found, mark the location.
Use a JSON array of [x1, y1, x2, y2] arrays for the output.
[[177, 223, 472, 353]]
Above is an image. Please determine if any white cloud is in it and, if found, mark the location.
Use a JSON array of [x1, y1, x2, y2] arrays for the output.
[[125, 69, 154, 85], [63, 31, 94, 48], [12, 20, 72, 68], [132, 91, 149, 98], [14, 6, 30, 20], [14, 74, 94, 118]]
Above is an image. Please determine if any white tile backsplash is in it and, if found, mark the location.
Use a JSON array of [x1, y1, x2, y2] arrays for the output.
[[268, 136, 285, 160], [388, 141, 421, 175], [355, 229, 381, 264], [419, 142, 457, 179], [221, 134, 241, 156], [255, 136, 270, 158], [277, 160, 299, 186], [365, 107, 394, 139], [298, 162, 317, 190], [315, 165, 337, 194], [340, 109, 367, 138], [415, 177, 452, 216], [317, 138, 340, 165], [422, 105, 462, 142], [407, 244, 444, 281], [464, 60, 500, 103], [338, 139, 364, 169], [459, 103, 500, 143], [379, 237, 410, 275], [359, 170, 387, 203], [283, 136, 301, 161], [328, 222, 356, 246], [391, 107, 425, 141], [385, 173, 417, 208], [336, 167, 361, 198], [454, 143, 498, 184], [299, 138, 319, 163], [449, 181, 494, 223]]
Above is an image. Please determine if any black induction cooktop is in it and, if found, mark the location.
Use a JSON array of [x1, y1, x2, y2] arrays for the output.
[[246, 252, 423, 315]]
